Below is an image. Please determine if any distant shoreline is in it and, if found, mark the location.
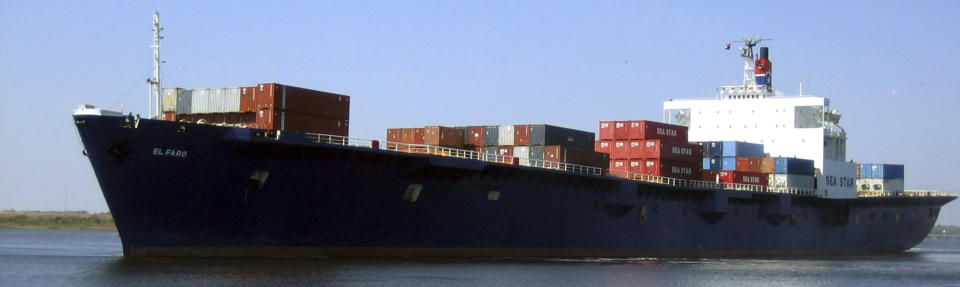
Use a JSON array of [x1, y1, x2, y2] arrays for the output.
[[0, 211, 116, 230]]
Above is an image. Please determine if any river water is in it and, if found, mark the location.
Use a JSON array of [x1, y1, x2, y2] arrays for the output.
[[1, 229, 958, 286]]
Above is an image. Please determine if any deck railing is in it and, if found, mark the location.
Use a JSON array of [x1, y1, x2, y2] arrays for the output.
[[303, 132, 955, 198]]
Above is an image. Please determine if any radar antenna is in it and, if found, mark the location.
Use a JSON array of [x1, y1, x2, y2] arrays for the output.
[[728, 36, 772, 89]]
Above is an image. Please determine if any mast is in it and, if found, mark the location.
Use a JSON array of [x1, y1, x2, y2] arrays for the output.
[[147, 12, 163, 118]]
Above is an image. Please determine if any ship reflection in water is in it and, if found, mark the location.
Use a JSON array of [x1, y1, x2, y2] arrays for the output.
[[1, 229, 958, 286]]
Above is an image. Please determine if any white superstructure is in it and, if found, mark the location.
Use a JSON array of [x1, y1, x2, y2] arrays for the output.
[[662, 37, 857, 198]]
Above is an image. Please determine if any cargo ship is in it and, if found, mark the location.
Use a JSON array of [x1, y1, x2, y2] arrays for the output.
[[73, 15, 955, 258]]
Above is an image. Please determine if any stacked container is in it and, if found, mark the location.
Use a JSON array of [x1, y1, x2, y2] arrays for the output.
[[857, 164, 905, 193], [162, 83, 350, 136], [389, 123, 606, 169], [767, 157, 817, 190], [597, 120, 701, 180]]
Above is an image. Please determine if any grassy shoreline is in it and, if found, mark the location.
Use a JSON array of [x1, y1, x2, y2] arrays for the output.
[[0, 211, 116, 230]]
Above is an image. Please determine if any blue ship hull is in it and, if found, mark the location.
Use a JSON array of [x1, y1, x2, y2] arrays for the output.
[[74, 115, 955, 258]]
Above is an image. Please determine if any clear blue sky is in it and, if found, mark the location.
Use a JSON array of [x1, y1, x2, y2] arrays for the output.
[[1, 1, 958, 225]]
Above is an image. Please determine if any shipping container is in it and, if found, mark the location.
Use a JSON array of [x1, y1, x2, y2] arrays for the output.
[[697, 142, 712, 157], [251, 83, 350, 120], [498, 125, 515, 146], [176, 89, 192, 114], [768, 174, 815, 189], [595, 140, 612, 154], [483, 126, 499, 146], [598, 121, 616, 140], [703, 157, 723, 170], [628, 140, 644, 159], [161, 112, 177, 122], [721, 141, 764, 157], [189, 88, 242, 114], [718, 170, 768, 187], [721, 157, 737, 170], [759, 157, 776, 174], [858, 164, 905, 179], [240, 86, 256, 112], [611, 140, 629, 159], [544, 146, 609, 168], [702, 170, 720, 182], [424, 126, 464, 148], [613, 121, 629, 139], [735, 157, 762, 173], [708, 141, 723, 157], [398, 128, 424, 144], [161, 88, 181, 112], [857, 178, 904, 193], [454, 126, 469, 147], [529, 124, 595, 150], [386, 128, 403, 149], [628, 159, 645, 174], [609, 160, 629, 178], [513, 146, 531, 166], [626, 120, 688, 142], [774, 157, 816, 175], [640, 159, 702, 180], [252, 109, 348, 136], [529, 146, 545, 161], [640, 140, 702, 163], [497, 146, 514, 157], [467, 126, 485, 147], [514, 124, 531, 146]]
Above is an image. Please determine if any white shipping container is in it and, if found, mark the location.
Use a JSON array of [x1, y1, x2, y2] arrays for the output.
[[499, 125, 515, 146], [768, 174, 815, 189], [857, 178, 904, 193], [161, 88, 181, 112], [189, 88, 241, 114], [513, 146, 530, 166]]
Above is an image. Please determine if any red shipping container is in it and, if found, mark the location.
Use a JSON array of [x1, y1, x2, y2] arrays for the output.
[[498, 146, 514, 156], [598, 121, 616, 140], [251, 83, 350, 120], [641, 140, 701, 163], [628, 140, 644, 159], [467, 126, 485, 147], [250, 109, 347, 135], [718, 170, 768, 187], [424, 126, 464, 148], [595, 140, 612, 154], [625, 120, 688, 142], [614, 121, 629, 139], [628, 159, 644, 174], [162, 112, 177, 122], [609, 160, 629, 178], [641, 159, 702, 180], [735, 157, 762, 173], [400, 128, 425, 144], [514, 124, 531, 146], [240, 86, 256, 113], [386, 128, 403, 149], [611, 140, 629, 159]]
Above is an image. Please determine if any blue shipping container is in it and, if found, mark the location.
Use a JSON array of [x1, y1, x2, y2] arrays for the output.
[[702, 157, 710, 170], [859, 164, 904, 179], [709, 141, 724, 157], [721, 157, 737, 170], [774, 157, 815, 176], [483, 126, 499, 146], [721, 141, 764, 157]]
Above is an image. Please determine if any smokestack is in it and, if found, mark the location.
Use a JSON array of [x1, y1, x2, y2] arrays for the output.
[[759, 47, 769, 60]]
